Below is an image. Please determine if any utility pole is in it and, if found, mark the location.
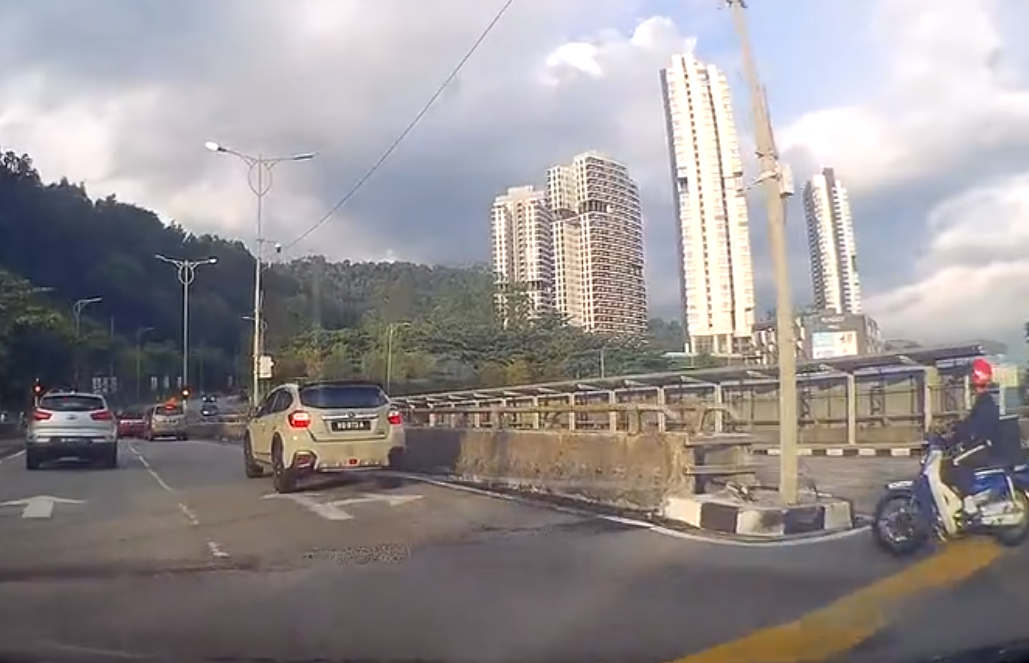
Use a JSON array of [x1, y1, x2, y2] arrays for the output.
[[135, 327, 153, 401], [726, 0, 799, 503], [384, 322, 411, 394]]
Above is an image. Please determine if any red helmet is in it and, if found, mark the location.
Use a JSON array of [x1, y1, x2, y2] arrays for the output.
[[970, 358, 993, 388]]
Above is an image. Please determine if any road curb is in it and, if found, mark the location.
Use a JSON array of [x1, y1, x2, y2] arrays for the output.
[[752, 446, 921, 458], [662, 493, 854, 538], [384, 471, 864, 544]]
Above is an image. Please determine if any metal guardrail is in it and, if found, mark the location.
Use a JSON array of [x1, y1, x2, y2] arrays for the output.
[[404, 401, 745, 434]]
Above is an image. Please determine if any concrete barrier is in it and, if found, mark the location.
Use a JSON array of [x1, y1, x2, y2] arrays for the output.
[[401, 406, 762, 510], [188, 421, 245, 442]]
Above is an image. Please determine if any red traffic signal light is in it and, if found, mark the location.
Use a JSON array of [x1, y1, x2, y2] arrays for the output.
[[181, 387, 191, 398], [32, 382, 42, 395]]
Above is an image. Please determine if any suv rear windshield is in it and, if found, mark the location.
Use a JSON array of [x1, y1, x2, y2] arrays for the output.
[[299, 384, 387, 409], [118, 409, 143, 419], [39, 395, 106, 412]]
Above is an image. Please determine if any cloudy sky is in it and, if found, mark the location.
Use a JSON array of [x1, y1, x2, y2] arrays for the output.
[[1, 0, 1028, 349]]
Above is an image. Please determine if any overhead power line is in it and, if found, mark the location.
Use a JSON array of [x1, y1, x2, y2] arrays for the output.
[[282, 0, 517, 252]]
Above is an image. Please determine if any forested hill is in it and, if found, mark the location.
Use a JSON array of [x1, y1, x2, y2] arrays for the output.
[[0, 148, 687, 406]]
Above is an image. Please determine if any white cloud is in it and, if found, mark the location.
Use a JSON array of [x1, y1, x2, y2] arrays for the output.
[[865, 175, 1029, 342], [779, 0, 1029, 342]]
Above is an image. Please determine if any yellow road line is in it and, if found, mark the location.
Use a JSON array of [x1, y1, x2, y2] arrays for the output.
[[675, 537, 1004, 663]]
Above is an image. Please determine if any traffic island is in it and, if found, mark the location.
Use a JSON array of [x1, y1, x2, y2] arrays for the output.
[[661, 487, 854, 538]]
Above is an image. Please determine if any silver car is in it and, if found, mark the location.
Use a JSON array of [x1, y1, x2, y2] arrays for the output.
[[26, 391, 118, 469]]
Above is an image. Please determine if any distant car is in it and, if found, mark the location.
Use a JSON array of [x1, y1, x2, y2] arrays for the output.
[[202, 394, 217, 404], [143, 403, 188, 441], [25, 391, 118, 469], [116, 408, 146, 438], [243, 380, 407, 494], [200, 402, 220, 418]]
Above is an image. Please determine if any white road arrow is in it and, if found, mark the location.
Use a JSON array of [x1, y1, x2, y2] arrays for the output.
[[263, 492, 422, 521], [0, 495, 86, 519]]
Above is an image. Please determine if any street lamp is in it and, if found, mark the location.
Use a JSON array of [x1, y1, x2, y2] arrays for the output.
[[135, 326, 153, 401], [72, 297, 102, 389], [205, 140, 316, 407], [155, 254, 217, 394], [725, 0, 800, 504], [72, 297, 102, 336]]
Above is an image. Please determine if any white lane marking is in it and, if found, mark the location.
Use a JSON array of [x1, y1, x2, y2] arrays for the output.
[[178, 503, 200, 526], [129, 444, 232, 561], [206, 539, 231, 559], [34, 640, 150, 659], [263, 491, 423, 521], [384, 472, 871, 548], [0, 495, 85, 519], [0, 449, 25, 465]]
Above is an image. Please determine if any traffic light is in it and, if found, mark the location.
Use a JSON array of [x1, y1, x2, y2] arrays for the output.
[[181, 387, 191, 399], [32, 380, 42, 396]]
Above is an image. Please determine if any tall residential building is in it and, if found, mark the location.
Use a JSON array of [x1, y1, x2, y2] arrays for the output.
[[802, 168, 862, 314], [660, 52, 755, 356], [546, 151, 648, 336], [490, 186, 555, 319]]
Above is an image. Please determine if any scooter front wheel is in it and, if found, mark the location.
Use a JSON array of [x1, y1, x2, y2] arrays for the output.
[[871, 490, 930, 557]]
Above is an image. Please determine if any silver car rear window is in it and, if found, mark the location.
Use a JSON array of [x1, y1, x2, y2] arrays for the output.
[[39, 395, 105, 412], [157, 405, 184, 415], [299, 385, 386, 409]]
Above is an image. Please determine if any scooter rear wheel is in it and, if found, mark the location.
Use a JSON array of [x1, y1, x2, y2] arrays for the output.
[[993, 489, 1029, 548]]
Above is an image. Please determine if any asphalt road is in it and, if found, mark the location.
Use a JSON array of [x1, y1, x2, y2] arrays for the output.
[[0, 440, 1024, 663]]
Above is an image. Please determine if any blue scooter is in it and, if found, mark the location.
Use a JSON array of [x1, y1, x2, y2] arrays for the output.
[[871, 434, 1029, 557]]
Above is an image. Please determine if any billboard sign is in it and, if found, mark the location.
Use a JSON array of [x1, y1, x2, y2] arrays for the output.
[[811, 331, 859, 359]]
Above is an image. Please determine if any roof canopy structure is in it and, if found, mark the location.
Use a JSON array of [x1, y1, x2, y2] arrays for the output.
[[395, 341, 1003, 406]]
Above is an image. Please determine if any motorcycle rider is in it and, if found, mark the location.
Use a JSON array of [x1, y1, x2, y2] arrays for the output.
[[944, 357, 1001, 517]]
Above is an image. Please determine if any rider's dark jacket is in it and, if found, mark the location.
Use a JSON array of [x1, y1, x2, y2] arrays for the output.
[[948, 390, 1001, 451]]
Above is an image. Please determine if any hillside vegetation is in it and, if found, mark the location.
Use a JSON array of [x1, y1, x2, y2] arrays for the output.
[[0, 148, 691, 408]]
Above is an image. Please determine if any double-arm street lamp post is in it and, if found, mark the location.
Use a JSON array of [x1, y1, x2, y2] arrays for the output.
[[155, 255, 218, 394], [204, 141, 316, 407]]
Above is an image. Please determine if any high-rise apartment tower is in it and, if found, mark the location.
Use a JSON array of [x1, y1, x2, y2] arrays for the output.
[[490, 185, 555, 319], [802, 167, 862, 314], [546, 151, 648, 336], [660, 52, 756, 356]]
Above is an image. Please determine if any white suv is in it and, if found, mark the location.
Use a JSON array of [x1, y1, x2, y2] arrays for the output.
[[26, 391, 118, 469]]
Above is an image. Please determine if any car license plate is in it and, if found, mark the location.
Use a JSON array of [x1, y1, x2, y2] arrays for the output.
[[52, 437, 88, 444], [331, 420, 369, 432]]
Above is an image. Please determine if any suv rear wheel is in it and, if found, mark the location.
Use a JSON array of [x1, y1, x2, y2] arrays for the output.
[[243, 436, 264, 478]]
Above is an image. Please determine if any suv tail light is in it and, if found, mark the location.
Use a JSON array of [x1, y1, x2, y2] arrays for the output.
[[288, 410, 312, 429], [91, 410, 114, 421], [33, 409, 51, 421], [387, 411, 402, 425]]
